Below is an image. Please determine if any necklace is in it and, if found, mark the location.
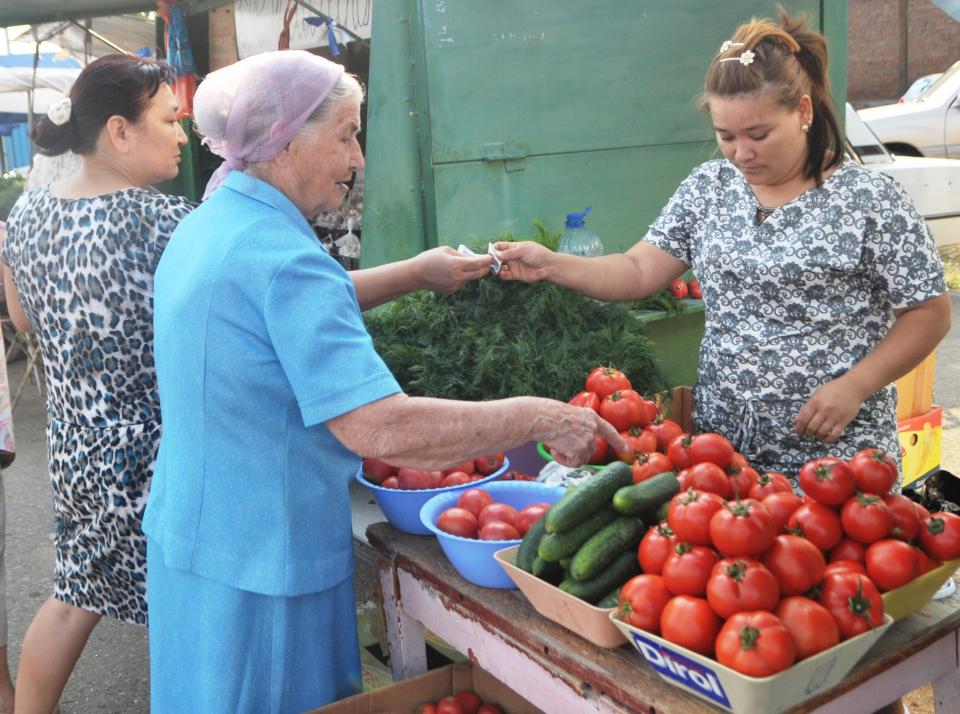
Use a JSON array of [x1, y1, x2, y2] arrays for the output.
[[755, 203, 776, 225]]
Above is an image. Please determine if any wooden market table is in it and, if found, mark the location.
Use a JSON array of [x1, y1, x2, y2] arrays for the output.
[[366, 522, 960, 714]]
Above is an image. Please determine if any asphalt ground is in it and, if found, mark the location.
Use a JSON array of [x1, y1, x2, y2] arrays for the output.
[[0, 290, 958, 713]]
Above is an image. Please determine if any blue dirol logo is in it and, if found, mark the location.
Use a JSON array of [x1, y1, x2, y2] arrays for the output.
[[630, 631, 732, 709]]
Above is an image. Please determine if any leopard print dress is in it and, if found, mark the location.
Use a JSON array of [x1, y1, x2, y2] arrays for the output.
[[3, 187, 194, 624]]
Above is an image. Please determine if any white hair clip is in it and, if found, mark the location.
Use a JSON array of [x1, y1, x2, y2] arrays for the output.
[[719, 50, 756, 66], [46, 97, 72, 126], [719, 40, 745, 54]]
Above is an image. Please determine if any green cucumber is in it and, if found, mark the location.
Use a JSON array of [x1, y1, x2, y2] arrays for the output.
[[612, 472, 681, 516], [516, 518, 547, 572], [596, 587, 621, 609], [569, 516, 646, 581], [655, 500, 671, 524], [538, 507, 617, 562], [559, 551, 642, 603], [544, 461, 633, 534], [531, 556, 564, 584]]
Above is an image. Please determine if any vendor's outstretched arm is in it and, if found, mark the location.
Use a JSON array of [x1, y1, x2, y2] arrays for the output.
[[350, 246, 493, 310], [493, 239, 688, 301], [795, 293, 952, 443]]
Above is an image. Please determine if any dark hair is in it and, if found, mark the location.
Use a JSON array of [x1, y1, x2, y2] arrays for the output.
[[700, 9, 842, 185], [31, 54, 176, 157]]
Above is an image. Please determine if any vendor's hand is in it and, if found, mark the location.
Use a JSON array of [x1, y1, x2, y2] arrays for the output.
[[492, 240, 555, 283], [794, 376, 868, 444], [413, 246, 493, 294], [540, 405, 627, 467]]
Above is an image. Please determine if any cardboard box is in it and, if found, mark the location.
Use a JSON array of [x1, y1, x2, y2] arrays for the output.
[[307, 661, 543, 714], [899, 406, 942, 488], [882, 558, 960, 621], [895, 350, 936, 422]]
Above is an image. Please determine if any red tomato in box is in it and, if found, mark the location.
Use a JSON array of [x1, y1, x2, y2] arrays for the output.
[[660, 595, 720, 656], [918, 512, 960, 561], [848, 448, 898, 495], [884, 493, 923, 541], [829, 537, 867, 563], [476, 705, 503, 714], [688, 433, 734, 470], [568, 390, 600, 412], [638, 522, 679, 575], [584, 366, 631, 399], [646, 418, 684, 453], [748, 471, 793, 500], [515, 503, 551, 535], [666, 434, 693, 469], [477, 503, 519, 529], [662, 543, 718, 596], [706, 558, 780, 619], [479, 521, 521, 540], [684, 462, 731, 499], [599, 391, 645, 432], [475, 452, 505, 475], [456, 488, 494, 516], [632, 451, 674, 483], [614, 426, 658, 464], [667, 489, 725, 546], [362, 457, 395, 485], [710, 498, 776, 557], [775, 596, 840, 660], [824, 560, 867, 578], [865, 539, 920, 591], [726, 465, 758, 499], [762, 535, 826, 595], [669, 278, 688, 299], [716, 611, 796, 677], [618, 574, 672, 632], [787, 502, 843, 552], [761, 491, 803, 534], [841, 493, 894, 544], [799, 457, 855, 507], [413, 703, 437, 714], [436, 697, 465, 714], [397, 468, 434, 490], [819, 572, 885, 639], [453, 692, 482, 714], [436, 508, 479, 538], [687, 277, 703, 299]]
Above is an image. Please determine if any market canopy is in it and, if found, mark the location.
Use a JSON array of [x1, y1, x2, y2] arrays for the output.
[[0, 53, 82, 117], [0, 0, 231, 27]]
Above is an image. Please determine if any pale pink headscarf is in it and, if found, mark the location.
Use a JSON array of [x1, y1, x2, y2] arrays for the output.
[[194, 50, 344, 199]]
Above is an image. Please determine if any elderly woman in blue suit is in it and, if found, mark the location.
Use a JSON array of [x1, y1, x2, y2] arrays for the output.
[[144, 50, 623, 714]]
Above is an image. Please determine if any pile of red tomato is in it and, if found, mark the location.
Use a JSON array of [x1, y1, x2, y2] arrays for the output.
[[619, 439, 960, 678], [669, 276, 702, 300], [362, 453, 506, 490], [435, 487, 550, 541], [414, 691, 502, 714]]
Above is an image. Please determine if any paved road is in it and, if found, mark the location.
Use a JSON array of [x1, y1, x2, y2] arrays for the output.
[[1, 292, 958, 713]]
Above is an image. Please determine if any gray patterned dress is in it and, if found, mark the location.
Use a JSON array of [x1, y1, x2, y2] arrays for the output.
[[3, 187, 193, 623], [646, 158, 946, 486]]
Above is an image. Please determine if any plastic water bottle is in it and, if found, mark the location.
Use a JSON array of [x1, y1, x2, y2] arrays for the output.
[[557, 207, 603, 257]]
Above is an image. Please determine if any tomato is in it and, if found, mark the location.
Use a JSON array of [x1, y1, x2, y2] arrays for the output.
[[818, 572, 885, 639], [614, 426, 658, 464], [865, 539, 920, 591], [914, 546, 941, 574], [498, 470, 535, 481], [453, 692, 482, 714], [646, 418, 684, 453], [706, 558, 780, 618], [441, 472, 471, 487], [660, 595, 721, 656], [716, 611, 796, 677], [476, 705, 503, 714], [514, 503, 551, 535], [622, 391, 659, 426], [669, 278, 689, 299], [568, 390, 600, 412], [589, 436, 609, 465], [436, 508, 479, 539], [824, 560, 867, 578], [684, 462, 732, 499], [667, 489, 726, 546], [479, 521, 521, 540], [884, 493, 923, 541], [688, 433, 735, 469], [841, 493, 894, 544], [413, 704, 438, 714], [774, 596, 840, 660], [748, 471, 793, 500], [666, 434, 694, 469], [918, 512, 960, 561], [617, 574, 672, 632], [445, 461, 476, 476], [848, 448, 898, 495], [798, 457, 856, 507], [456, 488, 494, 516], [437, 697, 465, 714], [477, 503, 518, 529], [662, 543, 719, 596], [381, 475, 399, 489], [727, 465, 759, 499], [638, 522, 679, 575], [761, 491, 803, 534], [688, 277, 703, 299], [787, 502, 843, 551], [762, 534, 826, 595], [709, 499, 776, 557], [829, 537, 867, 563], [599, 390, 646, 432], [362, 457, 395, 485], [632, 451, 674, 483], [475, 452, 505, 475], [397, 468, 434, 490], [584, 366, 631, 400]]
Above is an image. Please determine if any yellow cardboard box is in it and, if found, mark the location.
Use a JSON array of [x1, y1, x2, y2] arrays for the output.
[[899, 406, 942, 488]]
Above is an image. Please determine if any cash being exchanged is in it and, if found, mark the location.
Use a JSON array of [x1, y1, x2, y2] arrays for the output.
[[457, 243, 503, 274]]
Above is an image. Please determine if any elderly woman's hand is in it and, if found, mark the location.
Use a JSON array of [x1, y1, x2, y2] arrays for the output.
[[412, 246, 493, 294], [492, 240, 555, 283], [539, 404, 628, 467]]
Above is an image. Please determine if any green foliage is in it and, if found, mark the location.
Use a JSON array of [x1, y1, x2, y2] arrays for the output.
[[0, 174, 25, 222], [626, 289, 689, 317], [365, 277, 669, 402]]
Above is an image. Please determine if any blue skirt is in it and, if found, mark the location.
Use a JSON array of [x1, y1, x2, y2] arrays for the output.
[[147, 539, 362, 713]]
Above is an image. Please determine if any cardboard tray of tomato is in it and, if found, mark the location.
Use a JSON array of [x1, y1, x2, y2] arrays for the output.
[[881, 558, 960, 621], [609, 609, 893, 714], [494, 545, 627, 648]]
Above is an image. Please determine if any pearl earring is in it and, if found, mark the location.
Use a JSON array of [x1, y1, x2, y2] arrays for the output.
[[802, 123, 810, 133]]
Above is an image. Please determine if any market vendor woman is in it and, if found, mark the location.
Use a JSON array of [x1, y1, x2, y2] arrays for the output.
[[496, 11, 950, 485], [143, 50, 624, 713]]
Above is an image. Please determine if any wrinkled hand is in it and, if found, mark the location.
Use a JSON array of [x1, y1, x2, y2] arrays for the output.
[[492, 240, 554, 283], [794, 376, 868, 444], [542, 405, 627, 467], [413, 246, 493, 293]]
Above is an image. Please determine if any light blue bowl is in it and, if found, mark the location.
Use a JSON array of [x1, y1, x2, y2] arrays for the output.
[[420, 480, 566, 589], [356, 459, 509, 535]]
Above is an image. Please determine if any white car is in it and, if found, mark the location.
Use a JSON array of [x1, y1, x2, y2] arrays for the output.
[[846, 103, 960, 247], [900, 73, 941, 103], [858, 60, 960, 159]]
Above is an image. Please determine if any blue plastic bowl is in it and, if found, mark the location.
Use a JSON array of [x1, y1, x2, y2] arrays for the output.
[[355, 458, 509, 535], [420, 480, 566, 589]]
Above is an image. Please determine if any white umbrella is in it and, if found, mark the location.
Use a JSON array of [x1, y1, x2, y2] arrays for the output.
[[0, 63, 80, 114]]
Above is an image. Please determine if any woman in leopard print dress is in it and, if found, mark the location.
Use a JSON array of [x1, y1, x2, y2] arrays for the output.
[[1, 55, 191, 712]]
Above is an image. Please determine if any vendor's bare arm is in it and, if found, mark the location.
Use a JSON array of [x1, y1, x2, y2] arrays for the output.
[[327, 392, 627, 468], [2, 263, 33, 333]]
